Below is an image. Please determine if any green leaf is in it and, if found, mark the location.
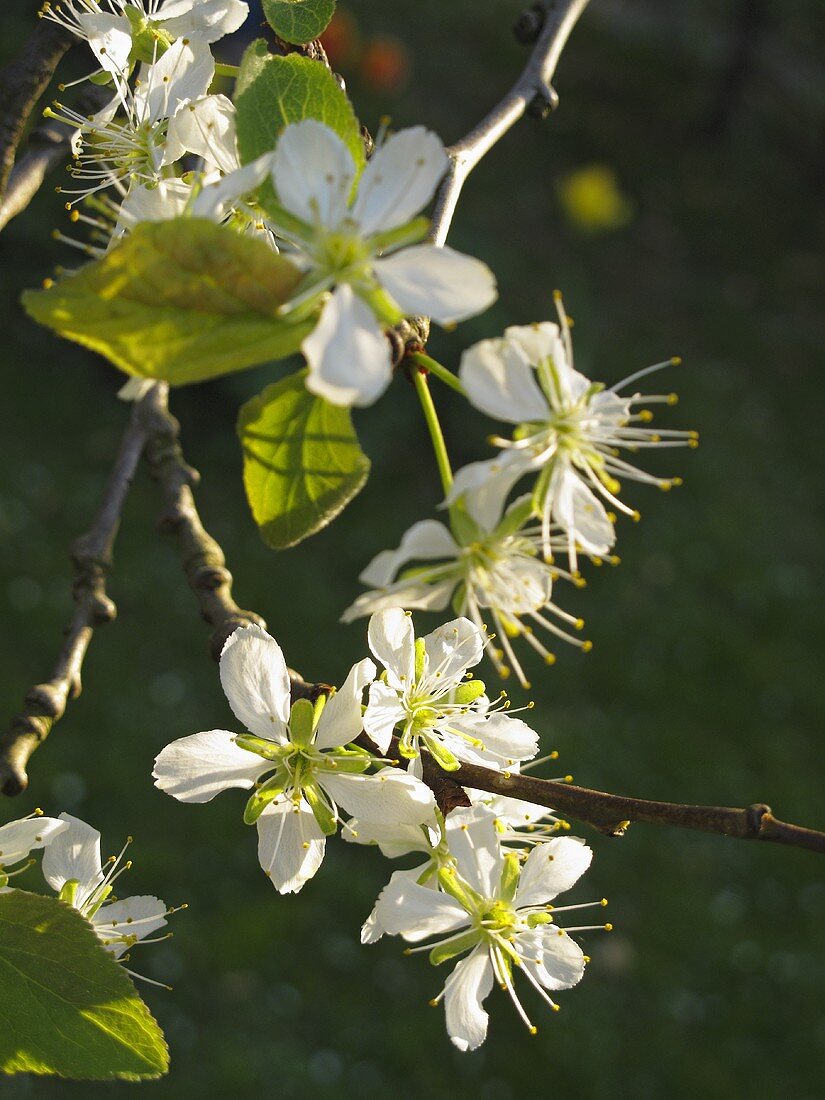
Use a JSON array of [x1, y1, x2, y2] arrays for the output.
[[0, 890, 168, 1081], [235, 43, 364, 182], [238, 369, 370, 549], [262, 0, 336, 44], [22, 219, 314, 385]]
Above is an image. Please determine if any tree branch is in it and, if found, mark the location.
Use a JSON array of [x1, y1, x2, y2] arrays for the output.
[[429, 0, 589, 246], [0, 398, 148, 795], [0, 19, 73, 200]]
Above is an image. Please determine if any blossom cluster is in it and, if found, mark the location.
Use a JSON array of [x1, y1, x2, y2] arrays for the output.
[[153, 614, 609, 1049]]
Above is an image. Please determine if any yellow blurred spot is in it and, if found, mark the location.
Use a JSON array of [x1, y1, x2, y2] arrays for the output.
[[557, 164, 633, 233]]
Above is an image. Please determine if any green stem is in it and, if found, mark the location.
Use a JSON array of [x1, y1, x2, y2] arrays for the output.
[[408, 351, 467, 396], [214, 63, 240, 79], [412, 368, 454, 495]]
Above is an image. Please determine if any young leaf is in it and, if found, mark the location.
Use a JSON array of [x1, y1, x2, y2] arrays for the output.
[[262, 0, 336, 45], [0, 890, 169, 1081], [238, 369, 370, 549], [22, 219, 314, 385], [235, 43, 363, 175]]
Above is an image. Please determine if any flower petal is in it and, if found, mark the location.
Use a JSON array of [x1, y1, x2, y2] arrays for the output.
[[460, 711, 539, 764], [502, 322, 563, 367], [360, 865, 429, 943], [359, 519, 459, 588], [153, 729, 270, 803], [447, 452, 532, 532], [165, 93, 237, 172], [363, 681, 407, 754], [272, 119, 355, 226], [374, 244, 497, 325], [92, 895, 167, 958], [342, 577, 456, 624], [158, 0, 250, 42], [77, 13, 132, 79], [191, 153, 274, 220], [321, 768, 435, 825], [444, 805, 503, 898], [444, 947, 495, 1052], [460, 336, 549, 424], [302, 285, 393, 408], [0, 816, 68, 869], [352, 126, 447, 235], [514, 836, 593, 910], [135, 38, 215, 125], [314, 658, 376, 750], [342, 817, 436, 859], [367, 607, 415, 690], [370, 875, 467, 942], [422, 616, 484, 686], [256, 800, 326, 894], [551, 465, 615, 555], [516, 925, 586, 990], [219, 623, 291, 740], [41, 814, 104, 910]]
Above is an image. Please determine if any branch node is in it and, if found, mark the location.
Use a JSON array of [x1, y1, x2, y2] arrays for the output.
[[527, 82, 560, 119], [513, 4, 545, 45]]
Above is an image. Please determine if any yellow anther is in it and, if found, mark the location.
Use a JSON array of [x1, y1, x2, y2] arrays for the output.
[[667, 393, 679, 405], [638, 409, 654, 422], [670, 356, 682, 366], [581, 640, 593, 653], [631, 511, 641, 523], [563, 775, 573, 784], [604, 922, 614, 932], [574, 618, 584, 631], [544, 654, 556, 666], [600, 898, 609, 907]]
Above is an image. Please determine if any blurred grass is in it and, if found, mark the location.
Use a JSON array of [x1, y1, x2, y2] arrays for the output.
[[1, 0, 824, 1097]]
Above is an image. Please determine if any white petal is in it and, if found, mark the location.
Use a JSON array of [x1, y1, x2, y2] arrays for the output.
[[302, 285, 392, 408], [367, 607, 415, 690], [352, 126, 447, 235], [422, 616, 483, 685], [272, 119, 355, 226], [77, 13, 132, 79], [135, 39, 215, 125], [93, 895, 168, 958], [342, 577, 456, 624], [359, 520, 459, 588], [342, 818, 435, 859], [374, 245, 497, 325], [314, 658, 376, 750], [516, 926, 586, 990], [158, 0, 250, 42], [152, 729, 269, 803], [363, 681, 407, 754], [41, 814, 104, 909], [0, 817, 68, 868], [370, 876, 468, 942], [192, 153, 274, 220], [461, 711, 539, 764], [321, 768, 435, 825], [502, 322, 563, 367], [444, 947, 495, 1052], [165, 93, 237, 173], [444, 805, 503, 898], [113, 178, 192, 238], [446, 452, 532, 532], [219, 623, 291, 740], [552, 466, 615, 555], [256, 801, 326, 894], [360, 865, 429, 943], [460, 336, 549, 424], [514, 836, 593, 910]]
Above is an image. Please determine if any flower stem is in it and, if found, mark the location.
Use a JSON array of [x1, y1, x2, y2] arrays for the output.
[[412, 368, 454, 495], [408, 351, 467, 396]]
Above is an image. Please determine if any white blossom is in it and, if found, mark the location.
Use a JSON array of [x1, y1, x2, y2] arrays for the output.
[[370, 804, 598, 1050], [41, 813, 171, 963], [0, 812, 68, 887], [343, 491, 591, 688], [153, 623, 435, 894], [363, 609, 539, 772], [452, 298, 696, 570], [252, 120, 497, 406]]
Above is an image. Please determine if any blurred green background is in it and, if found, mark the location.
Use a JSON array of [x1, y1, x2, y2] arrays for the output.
[[2, 0, 824, 1096]]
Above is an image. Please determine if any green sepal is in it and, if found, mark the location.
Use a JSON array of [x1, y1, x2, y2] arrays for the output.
[[414, 637, 427, 682], [531, 462, 553, 516], [0, 873, 7, 889], [89, 69, 115, 86], [243, 769, 289, 824], [85, 884, 113, 918], [422, 734, 460, 772], [289, 697, 316, 748], [58, 880, 80, 907], [499, 851, 521, 903], [450, 679, 486, 706], [429, 929, 479, 967], [496, 495, 535, 538], [235, 734, 288, 761], [449, 501, 481, 546], [303, 782, 338, 836], [396, 730, 419, 760], [125, 8, 173, 63], [320, 748, 371, 774], [369, 216, 430, 254], [437, 867, 481, 912], [356, 284, 404, 326]]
